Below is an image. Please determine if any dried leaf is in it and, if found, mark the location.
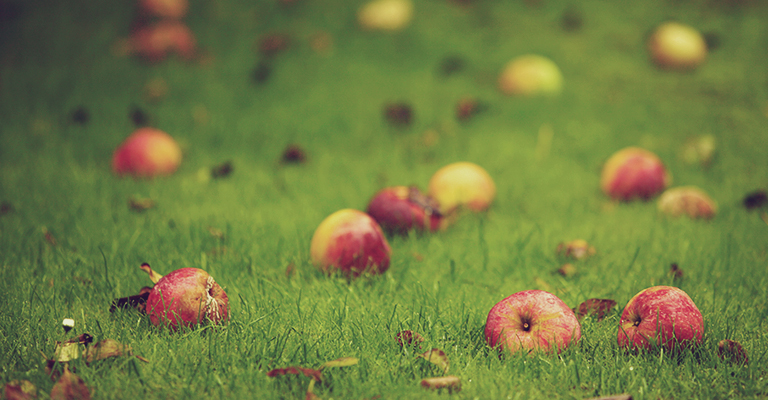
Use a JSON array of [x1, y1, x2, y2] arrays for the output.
[[285, 263, 295, 278], [556, 240, 596, 260], [50, 366, 90, 400], [140, 263, 163, 284], [305, 379, 320, 400], [83, 339, 148, 363], [418, 349, 449, 373], [110, 287, 151, 313], [421, 376, 461, 392], [0, 201, 13, 216], [557, 263, 576, 277], [211, 162, 233, 179], [267, 367, 322, 381], [576, 299, 617, 321], [718, 339, 748, 365], [320, 357, 359, 369], [53, 334, 93, 362], [282, 144, 306, 164], [584, 395, 632, 400], [128, 197, 155, 212], [43, 227, 57, 246], [669, 263, 684, 280], [207, 226, 225, 240], [743, 190, 767, 210], [396, 330, 425, 348], [4, 380, 38, 400]]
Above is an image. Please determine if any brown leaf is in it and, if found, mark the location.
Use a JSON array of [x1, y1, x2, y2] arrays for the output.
[[53, 334, 94, 363], [4, 380, 38, 400], [418, 349, 449, 373], [556, 240, 596, 260], [396, 330, 425, 348], [83, 339, 148, 363], [0, 201, 13, 216], [211, 161, 233, 179], [267, 367, 322, 381], [669, 263, 684, 280], [207, 226, 225, 239], [285, 263, 295, 278], [576, 299, 617, 321], [718, 339, 748, 365], [140, 263, 163, 284], [420, 376, 461, 392], [109, 287, 151, 313], [584, 395, 632, 400], [557, 263, 576, 277], [128, 197, 155, 212], [282, 144, 307, 164], [320, 357, 359, 369], [50, 366, 90, 400], [43, 227, 57, 246], [743, 190, 767, 210], [258, 33, 291, 57]]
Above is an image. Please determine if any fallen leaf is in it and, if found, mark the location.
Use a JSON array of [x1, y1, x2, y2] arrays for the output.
[[384, 103, 413, 127], [83, 339, 149, 363], [50, 366, 90, 400], [257, 33, 291, 57], [43, 227, 57, 246], [128, 197, 155, 212], [282, 144, 306, 164], [557, 263, 576, 277], [320, 357, 359, 369], [575, 299, 616, 321], [140, 263, 163, 284], [267, 367, 322, 381], [584, 395, 632, 400], [53, 334, 94, 363], [211, 161, 233, 179], [420, 376, 461, 392], [743, 190, 767, 210], [4, 380, 38, 400], [109, 287, 151, 313], [718, 339, 748, 365], [285, 263, 295, 278], [396, 330, 425, 348], [556, 240, 596, 260], [680, 134, 715, 167], [207, 226, 225, 240], [669, 263, 684, 280], [0, 201, 13, 216], [418, 348, 449, 373]]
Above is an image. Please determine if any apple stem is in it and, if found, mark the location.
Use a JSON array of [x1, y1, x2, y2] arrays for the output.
[[140, 263, 164, 284]]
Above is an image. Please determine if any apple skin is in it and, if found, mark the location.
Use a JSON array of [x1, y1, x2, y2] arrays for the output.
[[310, 209, 392, 277], [366, 186, 443, 235], [138, 0, 189, 19], [357, 0, 414, 32], [617, 286, 703, 351], [112, 127, 182, 178], [130, 21, 196, 62], [146, 268, 229, 331], [601, 147, 671, 201], [427, 162, 496, 215], [648, 22, 707, 70], [498, 55, 563, 96], [485, 290, 581, 355], [657, 186, 717, 219]]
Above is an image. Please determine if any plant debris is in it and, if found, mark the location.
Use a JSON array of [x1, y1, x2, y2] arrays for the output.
[[384, 103, 413, 127], [575, 299, 616, 321], [0, 201, 13, 216], [128, 197, 155, 212], [418, 348, 449, 373], [252, 62, 272, 84], [109, 287, 152, 313], [743, 190, 767, 210], [70, 107, 90, 125], [718, 339, 748, 365], [669, 263, 684, 280], [83, 339, 149, 363], [556, 240, 596, 260], [282, 144, 307, 164], [50, 366, 90, 400], [211, 161, 233, 178], [4, 380, 38, 400], [455, 97, 485, 122], [258, 33, 291, 58], [557, 263, 577, 277], [421, 376, 461, 393], [396, 330, 425, 348]]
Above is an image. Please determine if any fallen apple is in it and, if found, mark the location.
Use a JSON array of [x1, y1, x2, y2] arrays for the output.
[[657, 186, 717, 219], [366, 186, 443, 235], [142, 264, 229, 331], [497, 54, 563, 96], [601, 147, 670, 201], [357, 0, 414, 32], [485, 290, 581, 355], [137, 0, 189, 19], [310, 209, 392, 277], [112, 127, 182, 178], [427, 162, 496, 215], [130, 20, 196, 63], [617, 285, 703, 351], [648, 21, 707, 70]]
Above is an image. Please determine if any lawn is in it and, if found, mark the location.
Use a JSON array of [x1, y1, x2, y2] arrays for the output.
[[1, 0, 767, 398]]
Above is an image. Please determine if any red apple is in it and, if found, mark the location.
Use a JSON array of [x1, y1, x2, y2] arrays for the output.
[[310, 209, 392, 277], [601, 147, 671, 201], [648, 22, 707, 70], [142, 264, 229, 331], [427, 162, 496, 215], [657, 186, 717, 219], [112, 127, 182, 178], [366, 186, 443, 235], [138, 0, 189, 19], [130, 21, 196, 62], [617, 286, 703, 351], [485, 290, 581, 355], [498, 55, 563, 96]]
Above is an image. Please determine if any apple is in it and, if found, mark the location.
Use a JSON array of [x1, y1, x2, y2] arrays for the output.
[[130, 21, 196, 63], [498, 55, 563, 96], [138, 0, 189, 19], [366, 186, 443, 235], [310, 209, 392, 277], [617, 286, 703, 351], [427, 162, 496, 215], [601, 147, 671, 201], [142, 264, 229, 331], [357, 0, 414, 32], [648, 22, 707, 70], [113, 127, 182, 178], [485, 290, 581, 355], [657, 186, 717, 219]]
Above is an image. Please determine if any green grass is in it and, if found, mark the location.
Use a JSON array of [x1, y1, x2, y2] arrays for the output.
[[2, 0, 768, 398]]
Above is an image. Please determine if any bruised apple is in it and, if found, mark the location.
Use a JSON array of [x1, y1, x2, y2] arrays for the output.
[[310, 209, 392, 277], [617, 286, 703, 351], [366, 186, 443, 235], [112, 127, 182, 178], [485, 290, 581, 354], [601, 147, 670, 201], [142, 264, 229, 331]]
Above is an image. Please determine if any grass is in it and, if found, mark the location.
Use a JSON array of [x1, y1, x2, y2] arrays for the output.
[[1, 0, 768, 398]]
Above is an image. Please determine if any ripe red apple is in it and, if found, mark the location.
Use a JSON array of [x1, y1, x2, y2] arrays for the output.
[[366, 186, 443, 235], [142, 265, 229, 331], [657, 186, 717, 219], [112, 127, 182, 178], [427, 162, 496, 215], [310, 209, 392, 277], [601, 147, 671, 201], [498, 55, 563, 96], [648, 22, 707, 70], [485, 290, 581, 355], [130, 21, 196, 62], [138, 0, 189, 19], [617, 286, 703, 351]]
